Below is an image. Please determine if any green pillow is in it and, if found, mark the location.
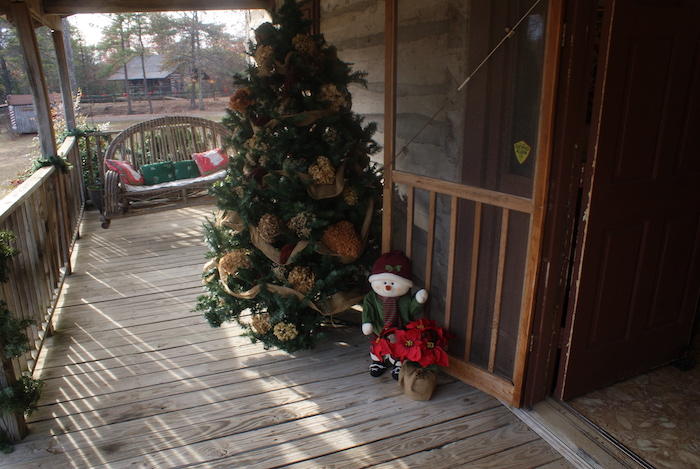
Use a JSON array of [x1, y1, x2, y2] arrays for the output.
[[141, 161, 176, 185], [173, 160, 200, 180]]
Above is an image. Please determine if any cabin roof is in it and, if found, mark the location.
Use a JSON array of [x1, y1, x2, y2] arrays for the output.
[[107, 55, 176, 81]]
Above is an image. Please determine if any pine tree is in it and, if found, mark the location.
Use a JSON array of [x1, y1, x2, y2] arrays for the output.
[[197, 0, 382, 353]]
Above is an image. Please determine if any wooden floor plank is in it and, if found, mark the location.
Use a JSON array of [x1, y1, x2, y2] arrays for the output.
[[2, 207, 573, 469]]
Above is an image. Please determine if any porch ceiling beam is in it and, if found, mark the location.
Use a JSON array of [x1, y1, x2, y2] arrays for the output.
[[0, 1, 63, 30], [41, 0, 273, 15]]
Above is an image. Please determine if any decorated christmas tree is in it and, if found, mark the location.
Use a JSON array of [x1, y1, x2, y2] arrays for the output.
[[196, 0, 383, 353]]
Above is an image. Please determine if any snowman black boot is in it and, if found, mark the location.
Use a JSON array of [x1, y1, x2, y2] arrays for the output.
[[369, 360, 388, 377]]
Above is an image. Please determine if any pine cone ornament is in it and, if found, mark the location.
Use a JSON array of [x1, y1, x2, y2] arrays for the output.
[[229, 87, 255, 113], [288, 265, 315, 294], [273, 322, 299, 341], [308, 156, 336, 185], [322, 127, 339, 143], [321, 221, 362, 258], [258, 213, 286, 244], [271, 264, 287, 282], [219, 250, 252, 276], [287, 212, 314, 239], [319, 84, 347, 112], [252, 313, 272, 335], [342, 186, 358, 205], [293, 33, 323, 67]]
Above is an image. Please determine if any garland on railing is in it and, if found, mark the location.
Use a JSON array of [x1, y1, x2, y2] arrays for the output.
[[30, 154, 73, 174], [0, 232, 44, 453], [63, 125, 103, 139], [0, 231, 18, 284], [0, 302, 34, 358]]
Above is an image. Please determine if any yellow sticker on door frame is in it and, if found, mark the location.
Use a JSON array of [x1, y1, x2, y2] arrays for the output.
[[513, 140, 531, 164]]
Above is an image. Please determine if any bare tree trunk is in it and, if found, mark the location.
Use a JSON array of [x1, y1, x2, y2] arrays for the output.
[[136, 16, 153, 114], [195, 13, 204, 111], [120, 28, 133, 115], [140, 53, 153, 114]]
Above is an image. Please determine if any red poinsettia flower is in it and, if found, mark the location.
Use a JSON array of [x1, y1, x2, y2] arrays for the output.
[[391, 328, 424, 363], [369, 326, 396, 359], [406, 317, 439, 334], [417, 338, 449, 368], [400, 318, 454, 368], [370, 335, 393, 359]]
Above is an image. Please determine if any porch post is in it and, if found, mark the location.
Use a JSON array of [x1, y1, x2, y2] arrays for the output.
[[10, 1, 57, 157], [53, 25, 77, 130], [382, 0, 397, 252]]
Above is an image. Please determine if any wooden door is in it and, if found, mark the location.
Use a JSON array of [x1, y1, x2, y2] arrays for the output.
[[557, 0, 700, 400], [385, 0, 561, 406]]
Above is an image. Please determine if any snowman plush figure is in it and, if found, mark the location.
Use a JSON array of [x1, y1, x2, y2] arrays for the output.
[[362, 250, 428, 379]]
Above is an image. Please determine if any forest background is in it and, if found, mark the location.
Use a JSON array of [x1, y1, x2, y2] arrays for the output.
[[0, 11, 252, 198], [0, 12, 249, 107]]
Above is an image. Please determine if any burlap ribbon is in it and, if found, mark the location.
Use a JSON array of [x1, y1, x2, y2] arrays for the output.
[[214, 196, 373, 265], [297, 160, 347, 200], [202, 259, 363, 316], [215, 210, 245, 231], [224, 283, 363, 316], [245, 160, 346, 200], [249, 225, 310, 265]]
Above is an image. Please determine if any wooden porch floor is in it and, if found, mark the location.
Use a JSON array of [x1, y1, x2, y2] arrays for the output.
[[2, 206, 574, 468]]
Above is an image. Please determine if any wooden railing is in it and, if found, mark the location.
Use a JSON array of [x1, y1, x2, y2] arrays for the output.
[[0, 133, 97, 442]]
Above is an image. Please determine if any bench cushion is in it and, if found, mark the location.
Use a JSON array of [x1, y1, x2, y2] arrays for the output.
[[142, 161, 176, 185], [122, 169, 227, 193], [193, 148, 228, 176], [174, 160, 201, 180]]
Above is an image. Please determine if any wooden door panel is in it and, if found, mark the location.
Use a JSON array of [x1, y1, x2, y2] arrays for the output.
[[588, 222, 647, 347], [558, 0, 700, 400], [648, 215, 700, 328], [675, 49, 700, 174], [611, 36, 673, 182]]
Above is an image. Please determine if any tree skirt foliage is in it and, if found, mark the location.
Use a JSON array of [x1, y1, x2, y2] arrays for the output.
[[197, 0, 382, 353]]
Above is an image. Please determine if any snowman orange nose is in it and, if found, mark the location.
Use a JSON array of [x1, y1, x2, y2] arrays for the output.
[[385, 285, 391, 291]]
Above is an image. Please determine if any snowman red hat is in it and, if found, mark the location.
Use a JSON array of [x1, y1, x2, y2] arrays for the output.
[[368, 250, 414, 288]]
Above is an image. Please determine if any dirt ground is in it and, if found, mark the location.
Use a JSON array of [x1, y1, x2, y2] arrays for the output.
[[0, 97, 229, 200]]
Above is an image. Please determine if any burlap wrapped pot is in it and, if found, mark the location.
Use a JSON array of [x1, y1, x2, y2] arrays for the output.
[[399, 362, 438, 401]]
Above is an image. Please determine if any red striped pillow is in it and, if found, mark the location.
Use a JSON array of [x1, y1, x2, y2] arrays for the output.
[[105, 159, 144, 185]]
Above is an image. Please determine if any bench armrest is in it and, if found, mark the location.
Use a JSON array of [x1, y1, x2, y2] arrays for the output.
[[103, 170, 123, 217]]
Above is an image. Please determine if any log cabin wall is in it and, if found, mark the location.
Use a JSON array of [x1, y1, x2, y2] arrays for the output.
[[320, 0, 386, 164], [264, 0, 387, 163]]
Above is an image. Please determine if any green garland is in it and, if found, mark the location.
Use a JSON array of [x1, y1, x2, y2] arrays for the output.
[[30, 154, 73, 174], [0, 376, 44, 417], [0, 301, 34, 358], [0, 230, 19, 283]]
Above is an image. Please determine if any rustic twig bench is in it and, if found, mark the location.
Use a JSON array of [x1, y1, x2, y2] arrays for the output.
[[100, 115, 232, 228]]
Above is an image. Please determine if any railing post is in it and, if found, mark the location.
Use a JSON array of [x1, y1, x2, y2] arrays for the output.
[[0, 349, 28, 442]]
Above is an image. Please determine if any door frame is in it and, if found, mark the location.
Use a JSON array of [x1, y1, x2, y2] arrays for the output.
[[523, 0, 597, 406]]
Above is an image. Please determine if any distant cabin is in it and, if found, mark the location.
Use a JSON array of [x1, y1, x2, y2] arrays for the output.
[[7, 93, 62, 134], [107, 55, 182, 95]]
